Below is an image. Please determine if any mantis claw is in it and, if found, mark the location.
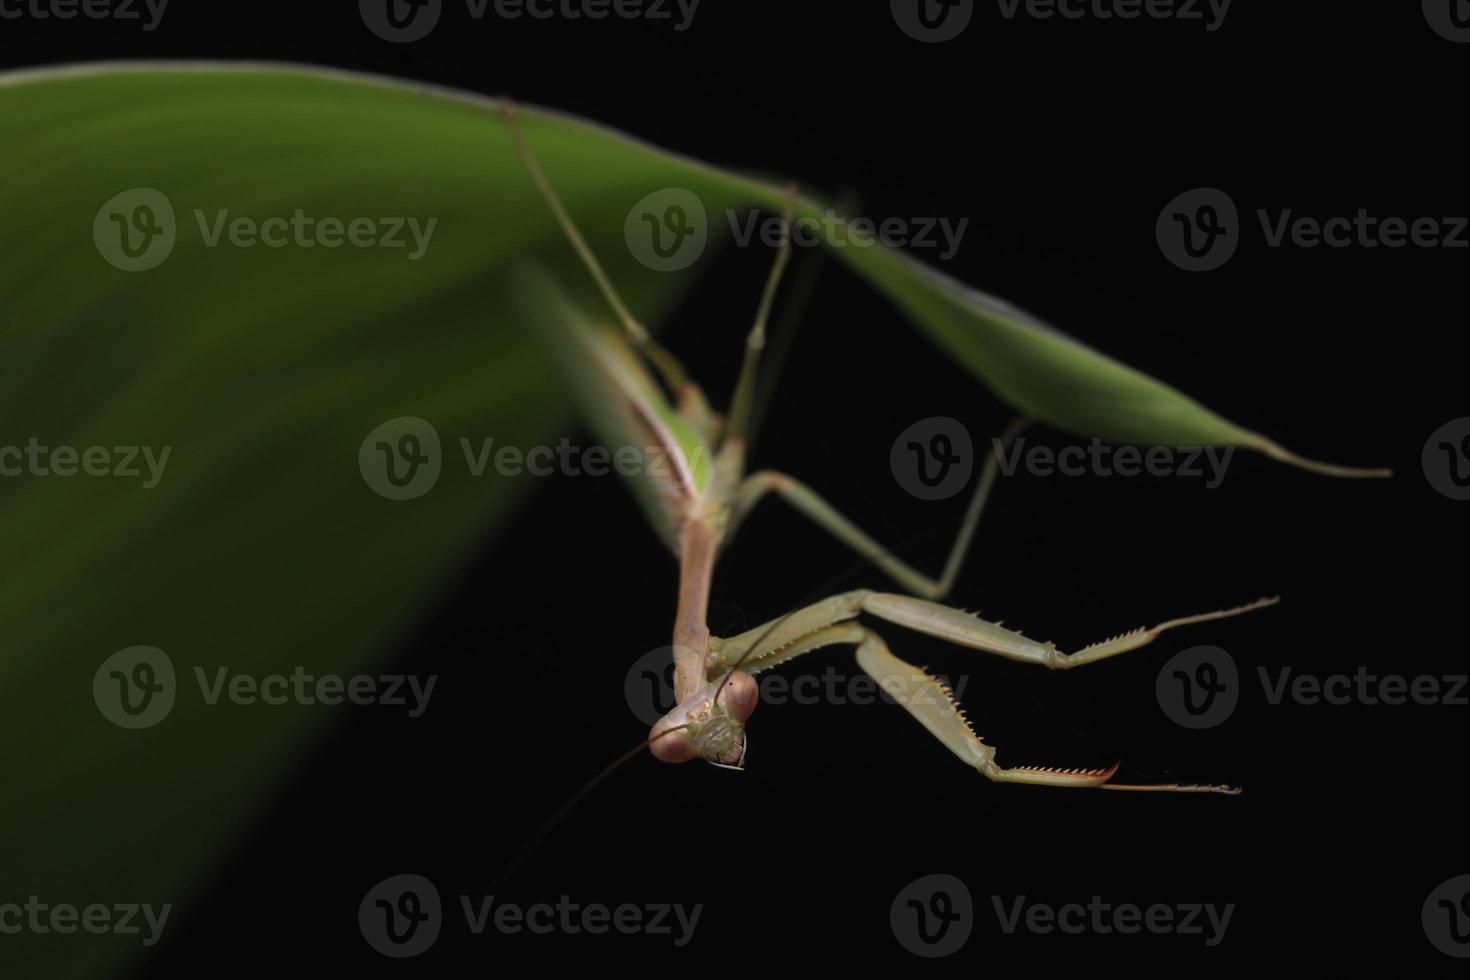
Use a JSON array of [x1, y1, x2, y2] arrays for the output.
[[985, 761, 1122, 789]]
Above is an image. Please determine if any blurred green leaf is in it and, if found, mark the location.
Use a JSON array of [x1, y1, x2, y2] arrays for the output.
[[0, 64, 747, 977]]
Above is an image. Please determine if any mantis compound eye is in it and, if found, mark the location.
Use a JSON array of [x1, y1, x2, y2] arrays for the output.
[[647, 671, 759, 766], [717, 671, 759, 723]]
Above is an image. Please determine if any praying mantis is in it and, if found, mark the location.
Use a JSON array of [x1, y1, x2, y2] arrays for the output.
[[501, 101, 1281, 793]]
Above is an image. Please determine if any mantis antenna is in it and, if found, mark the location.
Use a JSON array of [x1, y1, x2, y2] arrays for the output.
[[487, 723, 693, 897], [490, 550, 913, 893]]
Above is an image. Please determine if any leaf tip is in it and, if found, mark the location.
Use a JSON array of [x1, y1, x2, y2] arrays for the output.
[[1258, 441, 1393, 479]]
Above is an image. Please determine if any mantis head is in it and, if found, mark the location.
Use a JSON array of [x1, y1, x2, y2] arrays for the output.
[[647, 671, 759, 768]]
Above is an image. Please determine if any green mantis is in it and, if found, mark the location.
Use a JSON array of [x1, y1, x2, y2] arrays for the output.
[[501, 100, 1280, 792]]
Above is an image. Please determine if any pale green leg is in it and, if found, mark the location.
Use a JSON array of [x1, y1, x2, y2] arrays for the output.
[[709, 589, 1278, 792], [732, 419, 1029, 601], [712, 591, 1278, 675], [712, 612, 1117, 787], [726, 185, 799, 445], [500, 99, 690, 393], [860, 592, 1280, 669]]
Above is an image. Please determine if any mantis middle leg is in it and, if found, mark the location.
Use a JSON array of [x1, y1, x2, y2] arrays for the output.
[[732, 419, 1028, 601]]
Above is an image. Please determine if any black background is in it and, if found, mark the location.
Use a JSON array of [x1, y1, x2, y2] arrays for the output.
[[4, 1, 1462, 975]]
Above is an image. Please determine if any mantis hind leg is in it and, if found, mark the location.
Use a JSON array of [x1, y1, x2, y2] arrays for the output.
[[500, 98, 691, 394], [726, 185, 799, 445]]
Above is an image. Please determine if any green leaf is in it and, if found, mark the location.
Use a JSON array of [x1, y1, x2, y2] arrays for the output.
[[0, 63, 735, 977], [0, 61, 1380, 976], [827, 245, 1386, 475]]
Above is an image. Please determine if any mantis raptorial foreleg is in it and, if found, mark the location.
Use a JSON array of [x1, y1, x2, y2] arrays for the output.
[[858, 592, 1281, 669], [705, 590, 1277, 790], [711, 590, 1278, 674], [732, 419, 1028, 600], [852, 632, 1125, 789]]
